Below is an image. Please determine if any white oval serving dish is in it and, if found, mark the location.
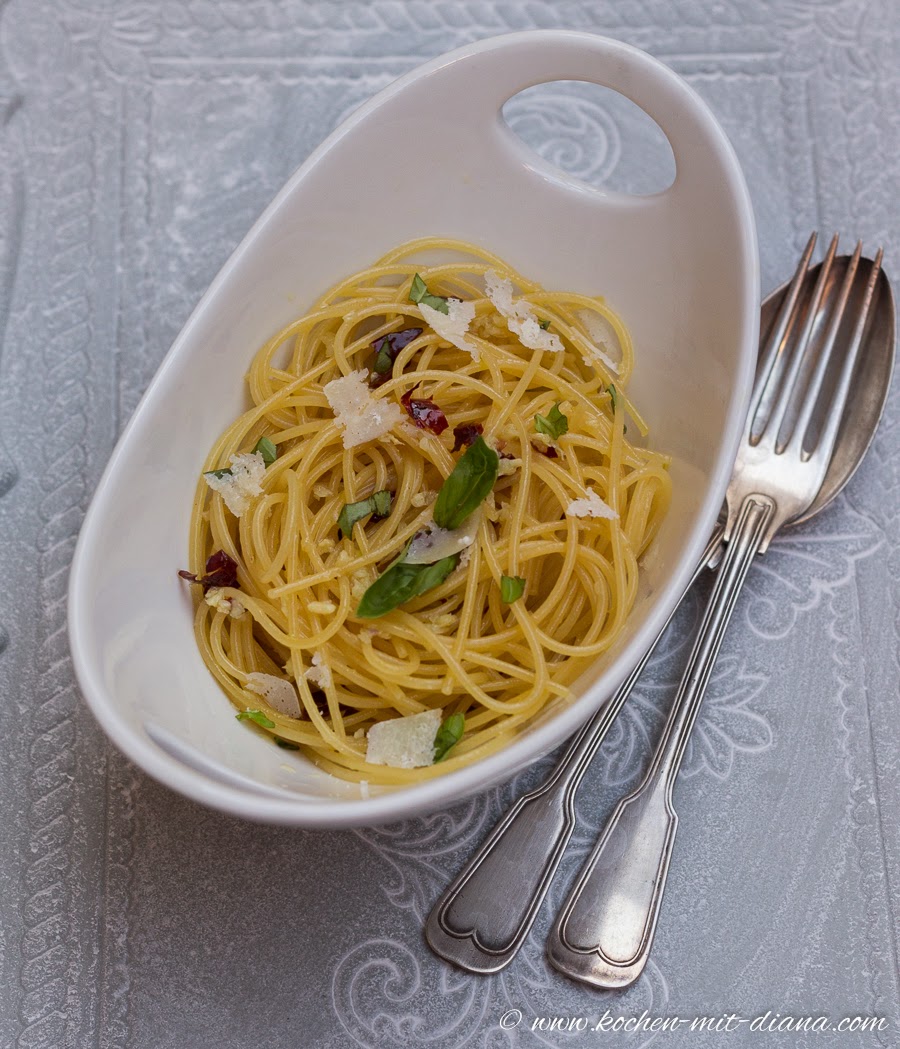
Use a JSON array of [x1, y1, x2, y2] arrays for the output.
[[69, 30, 758, 826]]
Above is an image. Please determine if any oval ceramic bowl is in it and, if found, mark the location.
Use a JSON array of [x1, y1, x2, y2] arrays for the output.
[[69, 31, 758, 826]]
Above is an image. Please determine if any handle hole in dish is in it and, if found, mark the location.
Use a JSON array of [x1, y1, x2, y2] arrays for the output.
[[501, 81, 676, 196]]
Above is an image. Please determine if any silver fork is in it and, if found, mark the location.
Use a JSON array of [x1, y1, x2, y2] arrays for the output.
[[545, 233, 884, 988]]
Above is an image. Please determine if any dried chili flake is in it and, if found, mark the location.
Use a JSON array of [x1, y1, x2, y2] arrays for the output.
[[401, 385, 449, 435], [451, 423, 484, 452], [369, 327, 423, 387], [178, 550, 239, 593]]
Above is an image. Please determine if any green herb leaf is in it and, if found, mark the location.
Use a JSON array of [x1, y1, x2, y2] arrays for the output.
[[236, 709, 276, 729], [274, 737, 300, 750], [204, 468, 233, 480], [538, 318, 552, 331], [433, 436, 500, 531], [252, 436, 278, 466], [372, 489, 392, 517], [338, 489, 393, 538], [434, 712, 465, 762], [534, 402, 569, 441], [607, 384, 618, 411], [500, 575, 526, 603], [356, 554, 458, 619], [409, 272, 450, 315]]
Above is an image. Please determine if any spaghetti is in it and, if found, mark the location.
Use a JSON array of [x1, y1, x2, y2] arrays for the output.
[[181, 238, 671, 785]]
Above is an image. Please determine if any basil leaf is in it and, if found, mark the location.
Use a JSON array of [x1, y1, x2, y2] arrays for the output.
[[236, 709, 276, 729], [338, 489, 393, 538], [204, 468, 233, 480], [432, 436, 499, 530], [372, 489, 392, 517], [534, 402, 569, 441], [274, 737, 300, 750], [252, 436, 278, 466], [409, 272, 450, 315], [356, 554, 458, 619], [500, 575, 526, 603], [538, 318, 551, 331], [434, 712, 465, 762]]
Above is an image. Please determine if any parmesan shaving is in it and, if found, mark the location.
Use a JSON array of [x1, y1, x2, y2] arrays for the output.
[[577, 309, 621, 373], [204, 452, 266, 516], [419, 299, 478, 360], [245, 672, 302, 719], [324, 369, 403, 448], [304, 651, 332, 690], [404, 509, 482, 565], [485, 271, 564, 353], [566, 487, 619, 520], [365, 708, 442, 769]]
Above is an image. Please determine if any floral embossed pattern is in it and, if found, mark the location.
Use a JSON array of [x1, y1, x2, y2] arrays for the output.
[[1, 1, 899, 1047]]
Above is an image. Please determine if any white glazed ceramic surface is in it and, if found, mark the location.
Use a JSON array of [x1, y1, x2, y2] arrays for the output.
[[68, 31, 758, 826]]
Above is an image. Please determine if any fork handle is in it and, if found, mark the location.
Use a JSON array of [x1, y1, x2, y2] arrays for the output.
[[547, 494, 774, 988], [425, 525, 726, 973]]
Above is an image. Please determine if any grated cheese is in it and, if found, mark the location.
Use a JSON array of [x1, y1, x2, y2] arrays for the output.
[[304, 651, 333, 690], [324, 369, 403, 448], [485, 271, 564, 354], [404, 510, 481, 565], [245, 672, 302, 719], [365, 707, 442, 768], [566, 487, 619, 520], [577, 309, 621, 374], [419, 299, 479, 360], [204, 452, 266, 516]]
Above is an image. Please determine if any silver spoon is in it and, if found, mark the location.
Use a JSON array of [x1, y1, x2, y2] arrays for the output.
[[425, 236, 894, 975]]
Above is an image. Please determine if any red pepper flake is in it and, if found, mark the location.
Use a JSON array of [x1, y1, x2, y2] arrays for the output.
[[178, 550, 239, 593], [532, 443, 559, 459], [369, 327, 423, 387], [401, 384, 449, 435], [451, 423, 484, 452]]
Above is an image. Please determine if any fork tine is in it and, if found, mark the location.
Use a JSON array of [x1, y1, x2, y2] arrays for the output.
[[805, 247, 883, 468], [758, 234, 839, 446], [785, 240, 862, 456], [747, 232, 818, 436]]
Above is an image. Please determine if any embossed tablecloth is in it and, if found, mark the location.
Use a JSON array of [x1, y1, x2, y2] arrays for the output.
[[1, 3, 899, 1047]]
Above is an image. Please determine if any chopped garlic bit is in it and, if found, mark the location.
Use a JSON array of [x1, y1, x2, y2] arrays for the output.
[[245, 672, 302, 718], [204, 452, 266, 516], [312, 483, 333, 499], [307, 600, 337, 615], [497, 457, 522, 477], [411, 489, 437, 508], [350, 569, 373, 601], [324, 369, 403, 449], [365, 707, 442, 769], [577, 309, 621, 373], [304, 651, 332, 690], [204, 587, 245, 618], [419, 299, 479, 360], [485, 271, 564, 354], [566, 487, 618, 520]]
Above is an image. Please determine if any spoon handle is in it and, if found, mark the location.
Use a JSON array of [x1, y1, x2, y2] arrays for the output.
[[424, 525, 724, 973], [546, 495, 773, 988]]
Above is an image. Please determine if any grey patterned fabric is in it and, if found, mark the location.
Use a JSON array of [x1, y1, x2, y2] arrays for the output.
[[0, 3, 898, 1047]]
